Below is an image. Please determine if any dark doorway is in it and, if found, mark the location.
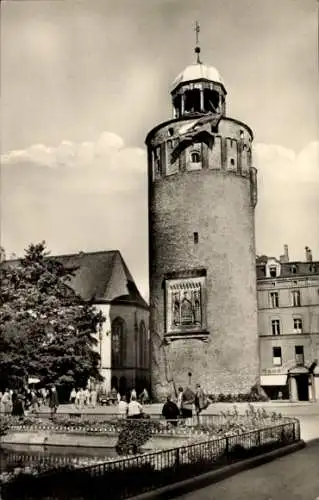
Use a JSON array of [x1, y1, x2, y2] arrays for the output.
[[111, 376, 118, 391], [262, 385, 289, 400], [119, 376, 127, 396], [296, 375, 309, 401]]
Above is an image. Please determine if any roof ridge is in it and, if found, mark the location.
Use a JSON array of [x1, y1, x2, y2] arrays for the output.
[[49, 249, 118, 259]]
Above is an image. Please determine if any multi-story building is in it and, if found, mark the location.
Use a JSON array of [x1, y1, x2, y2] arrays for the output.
[[257, 245, 319, 401]]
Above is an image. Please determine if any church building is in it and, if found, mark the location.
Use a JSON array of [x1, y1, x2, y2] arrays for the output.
[[3, 250, 150, 396]]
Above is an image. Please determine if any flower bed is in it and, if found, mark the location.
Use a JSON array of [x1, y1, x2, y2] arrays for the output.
[[1, 404, 289, 437]]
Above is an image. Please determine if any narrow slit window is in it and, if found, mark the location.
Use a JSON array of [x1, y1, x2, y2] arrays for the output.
[[194, 232, 199, 244]]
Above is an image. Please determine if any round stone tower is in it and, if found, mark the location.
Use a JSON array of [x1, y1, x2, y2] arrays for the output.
[[146, 41, 259, 400]]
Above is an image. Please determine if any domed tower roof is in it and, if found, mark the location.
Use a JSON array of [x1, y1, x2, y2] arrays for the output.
[[172, 63, 224, 92], [170, 22, 227, 118]]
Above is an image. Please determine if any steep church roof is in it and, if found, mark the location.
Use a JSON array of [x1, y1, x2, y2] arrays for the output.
[[2, 250, 148, 310]]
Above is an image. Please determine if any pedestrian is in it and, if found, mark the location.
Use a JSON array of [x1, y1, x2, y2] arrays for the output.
[[180, 386, 195, 423], [127, 395, 143, 419], [11, 391, 24, 418], [69, 388, 76, 405], [130, 388, 137, 402], [24, 388, 32, 411], [48, 386, 59, 419], [139, 387, 149, 404], [79, 388, 85, 407], [194, 383, 208, 425], [30, 389, 39, 413], [90, 388, 97, 408], [83, 387, 90, 406], [1, 389, 11, 415], [117, 391, 121, 404], [40, 387, 48, 405], [177, 387, 184, 413], [75, 389, 81, 407], [111, 387, 117, 405], [162, 395, 180, 426], [118, 395, 128, 418]]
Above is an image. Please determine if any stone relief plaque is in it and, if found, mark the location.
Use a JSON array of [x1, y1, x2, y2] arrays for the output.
[[165, 276, 206, 334]]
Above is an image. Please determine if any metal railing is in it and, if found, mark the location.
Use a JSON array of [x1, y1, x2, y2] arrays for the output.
[[0, 419, 300, 500]]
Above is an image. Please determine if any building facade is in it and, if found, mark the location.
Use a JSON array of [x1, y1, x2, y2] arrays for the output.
[[4, 251, 150, 395], [257, 246, 319, 401], [56, 251, 150, 395], [146, 48, 259, 399]]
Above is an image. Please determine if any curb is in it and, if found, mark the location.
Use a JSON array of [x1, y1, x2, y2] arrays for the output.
[[128, 440, 305, 500], [305, 437, 319, 446]]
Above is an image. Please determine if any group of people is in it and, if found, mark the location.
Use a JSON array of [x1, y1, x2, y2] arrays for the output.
[[162, 384, 209, 425], [117, 390, 147, 419], [68, 386, 149, 408], [0, 385, 59, 419], [114, 384, 208, 424], [69, 387, 98, 407]]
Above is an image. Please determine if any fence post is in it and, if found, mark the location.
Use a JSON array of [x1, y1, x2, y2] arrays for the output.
[[257, 429, 261, 447], [174, 448, 180, 470], [225, 437, 229, 459]]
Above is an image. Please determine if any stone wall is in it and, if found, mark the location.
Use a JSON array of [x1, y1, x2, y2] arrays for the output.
[[148, 115, 259, 398]]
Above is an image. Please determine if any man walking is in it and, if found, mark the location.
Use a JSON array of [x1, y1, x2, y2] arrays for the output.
[[48, 386, 59, 419], [194, 383, 208, 425]]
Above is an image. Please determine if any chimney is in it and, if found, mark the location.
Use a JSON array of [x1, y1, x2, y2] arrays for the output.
[[0, 247, 6, 263], [280, 244, 289, 263], [305, 246, 313, 262]]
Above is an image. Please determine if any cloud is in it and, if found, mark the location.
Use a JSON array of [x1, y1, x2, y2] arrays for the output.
[[1, 135, 318, 300], [0, 131, 148, 298], [254, 140, 319, 260]]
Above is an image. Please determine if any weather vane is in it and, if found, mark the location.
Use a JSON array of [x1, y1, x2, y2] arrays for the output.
[[194, 21, 202, 64]]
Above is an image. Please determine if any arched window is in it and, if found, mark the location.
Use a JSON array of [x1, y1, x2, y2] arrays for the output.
[[184, 89, 201, 113], [139, 321, 147, 368], [111, 317, 126, 368], [191, 151, 201, 163]]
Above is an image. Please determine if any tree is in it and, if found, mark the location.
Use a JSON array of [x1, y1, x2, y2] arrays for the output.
[[0, 242, 104, 394]]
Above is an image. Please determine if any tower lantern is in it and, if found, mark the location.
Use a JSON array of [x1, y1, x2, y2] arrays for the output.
[[171, 21, 227, 119], [146, 26, 259, 400]]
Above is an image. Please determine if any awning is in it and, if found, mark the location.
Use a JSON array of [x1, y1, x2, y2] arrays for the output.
[[260, 375, 287, 386]]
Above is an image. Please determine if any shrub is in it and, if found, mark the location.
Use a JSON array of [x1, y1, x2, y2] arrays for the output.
[[116, 418, 161, 455], [0, 416, 10, 437], [208, 392, 268, 403]]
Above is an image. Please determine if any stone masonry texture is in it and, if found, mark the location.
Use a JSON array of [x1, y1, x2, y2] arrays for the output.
[[147, 117, 259, 400]]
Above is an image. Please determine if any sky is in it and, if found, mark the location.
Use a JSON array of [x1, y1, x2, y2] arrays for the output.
[[0, 0, 318, 300]]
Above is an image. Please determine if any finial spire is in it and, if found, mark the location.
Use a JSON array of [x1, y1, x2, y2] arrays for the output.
[[194, 21, 202, 64]]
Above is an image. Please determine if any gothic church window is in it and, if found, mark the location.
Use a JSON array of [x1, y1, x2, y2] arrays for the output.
[[111, 317, 126, 367], [139, 321, 147, 368]]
